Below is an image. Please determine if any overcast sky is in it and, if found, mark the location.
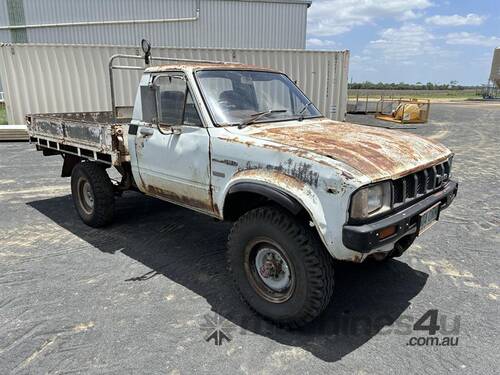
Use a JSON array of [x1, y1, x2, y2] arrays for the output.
[[305, 0, 499, 85]]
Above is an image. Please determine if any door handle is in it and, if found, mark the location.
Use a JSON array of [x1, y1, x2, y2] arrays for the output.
[[140, 127, 154, 137]]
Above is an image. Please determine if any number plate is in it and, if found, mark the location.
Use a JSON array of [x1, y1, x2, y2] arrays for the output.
[[417, 203, 441, 235]]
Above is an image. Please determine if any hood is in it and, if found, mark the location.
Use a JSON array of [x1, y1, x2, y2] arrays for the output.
[[243, 119, 452, 182]]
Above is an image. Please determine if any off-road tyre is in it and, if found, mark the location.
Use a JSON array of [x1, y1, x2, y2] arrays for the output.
[[227, 206, 335, 329], [71, 162, 115, 227]]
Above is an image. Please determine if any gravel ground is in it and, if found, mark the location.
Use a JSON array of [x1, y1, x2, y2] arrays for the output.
[[0, 103, 498, 374]]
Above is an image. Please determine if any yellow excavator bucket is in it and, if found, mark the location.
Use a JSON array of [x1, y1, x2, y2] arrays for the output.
[[393, 103, 421, 121], [375, 99, 430, 124]]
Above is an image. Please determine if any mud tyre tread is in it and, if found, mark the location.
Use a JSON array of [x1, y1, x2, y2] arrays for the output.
[[71, 162, 115, 228], [227, 206, 335, 329]]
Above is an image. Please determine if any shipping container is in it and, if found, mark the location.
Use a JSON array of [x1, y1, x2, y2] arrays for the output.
[[490, 48, 500, 88], [0, 43, 349, 124]]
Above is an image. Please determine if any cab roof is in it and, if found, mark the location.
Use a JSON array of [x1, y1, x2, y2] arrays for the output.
[[145, 62, 281, 74]]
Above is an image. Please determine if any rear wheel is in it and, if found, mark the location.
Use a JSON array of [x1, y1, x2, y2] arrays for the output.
[[71, 162, 115, 227], [227, 206, 335, 329]]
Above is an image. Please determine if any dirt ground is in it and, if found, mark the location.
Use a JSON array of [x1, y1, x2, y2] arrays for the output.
[[0, 103, 498, 374]]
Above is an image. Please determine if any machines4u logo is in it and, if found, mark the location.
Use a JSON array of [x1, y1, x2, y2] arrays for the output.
[[199, 313, 235, 346]]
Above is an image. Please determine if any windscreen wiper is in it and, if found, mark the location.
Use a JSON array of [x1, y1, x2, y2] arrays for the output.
[[238, 109, 287, 129], [297, 102, 314, 121]]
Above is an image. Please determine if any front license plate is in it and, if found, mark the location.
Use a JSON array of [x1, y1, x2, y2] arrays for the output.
[[417, 203, 441, 235]]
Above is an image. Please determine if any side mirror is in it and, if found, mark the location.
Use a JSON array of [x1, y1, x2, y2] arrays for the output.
[[141, 39, 152, 65]]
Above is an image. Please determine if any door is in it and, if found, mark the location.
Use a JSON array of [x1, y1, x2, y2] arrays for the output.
[[135, 73, 213, 213]]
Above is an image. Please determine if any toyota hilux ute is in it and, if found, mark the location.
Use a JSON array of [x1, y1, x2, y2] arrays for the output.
[[26, 47, 458, 328]]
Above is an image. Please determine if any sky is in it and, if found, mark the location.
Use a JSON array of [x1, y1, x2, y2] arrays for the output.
[[305, 0, 499, 85]]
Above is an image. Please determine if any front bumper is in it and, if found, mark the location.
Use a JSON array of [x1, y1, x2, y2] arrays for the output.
[[343, 180, 458, 253]]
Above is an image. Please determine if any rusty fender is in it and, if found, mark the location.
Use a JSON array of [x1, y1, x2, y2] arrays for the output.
[[215, 168, 364, 262]]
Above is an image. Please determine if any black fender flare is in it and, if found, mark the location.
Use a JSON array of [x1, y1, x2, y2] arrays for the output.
[[226, 182, 303, 215]]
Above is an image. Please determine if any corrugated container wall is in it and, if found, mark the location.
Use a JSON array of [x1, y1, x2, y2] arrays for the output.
[[0, 44, 349, 124], [0, 0, 309, 49], [0, 0, 8, 90], [490, 48, 500, 88]]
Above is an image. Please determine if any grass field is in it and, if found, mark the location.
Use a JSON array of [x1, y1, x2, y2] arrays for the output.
[[349, 89, 482, 100], [0, 105, 7, 125]]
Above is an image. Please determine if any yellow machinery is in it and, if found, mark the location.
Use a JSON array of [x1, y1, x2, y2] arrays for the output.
[[375, 98, 430, 124]]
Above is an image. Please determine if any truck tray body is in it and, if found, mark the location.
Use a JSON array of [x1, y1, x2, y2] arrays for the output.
[[27, 111, 129, 165]]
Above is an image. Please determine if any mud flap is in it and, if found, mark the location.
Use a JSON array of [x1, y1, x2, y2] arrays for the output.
[[61, 154, 81, 177]]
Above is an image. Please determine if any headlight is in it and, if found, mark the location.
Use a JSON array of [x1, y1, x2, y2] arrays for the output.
[[350, 181, 392, 220]]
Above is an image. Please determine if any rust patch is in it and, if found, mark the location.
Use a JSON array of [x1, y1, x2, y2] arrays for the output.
[[236, 169, 306, 191], [341, 171, 354, 180], [250, 120, 451, 182], [241, 158, 319, 188], [213, 203, 220, 215], [146, 63, 280, 74], [212, 158, 238, 167], [351, 254, 363, 263], [146, 185, 213, 212]]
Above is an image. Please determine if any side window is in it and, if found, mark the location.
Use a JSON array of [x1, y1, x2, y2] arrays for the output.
[[156, 74, 203, 127], [157, 75, 186, 125], [184, 91, 203, 126]]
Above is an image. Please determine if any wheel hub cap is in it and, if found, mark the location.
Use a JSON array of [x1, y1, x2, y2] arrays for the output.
[[255, 247, 291, 292], [78, 178, 95, 214], [82, 181, 94, 208]]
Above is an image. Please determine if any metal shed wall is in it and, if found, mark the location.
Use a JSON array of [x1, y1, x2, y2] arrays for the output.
[[0, 0, 309, 49], [0, 43, 349, 124], [0, 0, 9, 43]]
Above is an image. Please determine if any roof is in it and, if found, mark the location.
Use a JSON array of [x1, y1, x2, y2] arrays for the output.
[[145, 62, 280, 73]]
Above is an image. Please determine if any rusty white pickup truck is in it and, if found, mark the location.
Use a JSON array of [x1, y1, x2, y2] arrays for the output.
[[26, 43, 458, 328]]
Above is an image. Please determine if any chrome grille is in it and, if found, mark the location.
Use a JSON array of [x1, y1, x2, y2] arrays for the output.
[[393, 158, 452, 207]]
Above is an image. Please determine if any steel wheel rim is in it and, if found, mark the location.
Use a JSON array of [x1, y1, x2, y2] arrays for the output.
[[78, 177, 95, 215], [245, 238, 295, 303]]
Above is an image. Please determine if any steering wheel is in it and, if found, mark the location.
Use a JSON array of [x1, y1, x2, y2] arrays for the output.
[[217, 98, 239, 111]]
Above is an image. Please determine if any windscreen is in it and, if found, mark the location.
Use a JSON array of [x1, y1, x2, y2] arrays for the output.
[[195, 70, 321, 126]]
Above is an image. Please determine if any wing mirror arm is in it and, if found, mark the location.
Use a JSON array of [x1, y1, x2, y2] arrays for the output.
[[170, 126, 183, 135]]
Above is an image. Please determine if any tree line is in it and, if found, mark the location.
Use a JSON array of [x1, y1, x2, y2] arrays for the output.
[[348, 81, 479, 90]]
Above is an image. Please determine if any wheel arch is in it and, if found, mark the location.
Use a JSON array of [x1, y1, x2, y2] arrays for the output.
[[218, 170, 330, 248], [224, 182, 303, 220]]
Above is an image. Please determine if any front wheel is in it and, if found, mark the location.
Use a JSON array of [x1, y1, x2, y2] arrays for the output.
[[71, 162, 115, 227], [227, 206, 335, 329]]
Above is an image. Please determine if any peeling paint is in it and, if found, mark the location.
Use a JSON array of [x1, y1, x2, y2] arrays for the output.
[[212, 158, 238, 167], [241, 158, 319, 188]]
